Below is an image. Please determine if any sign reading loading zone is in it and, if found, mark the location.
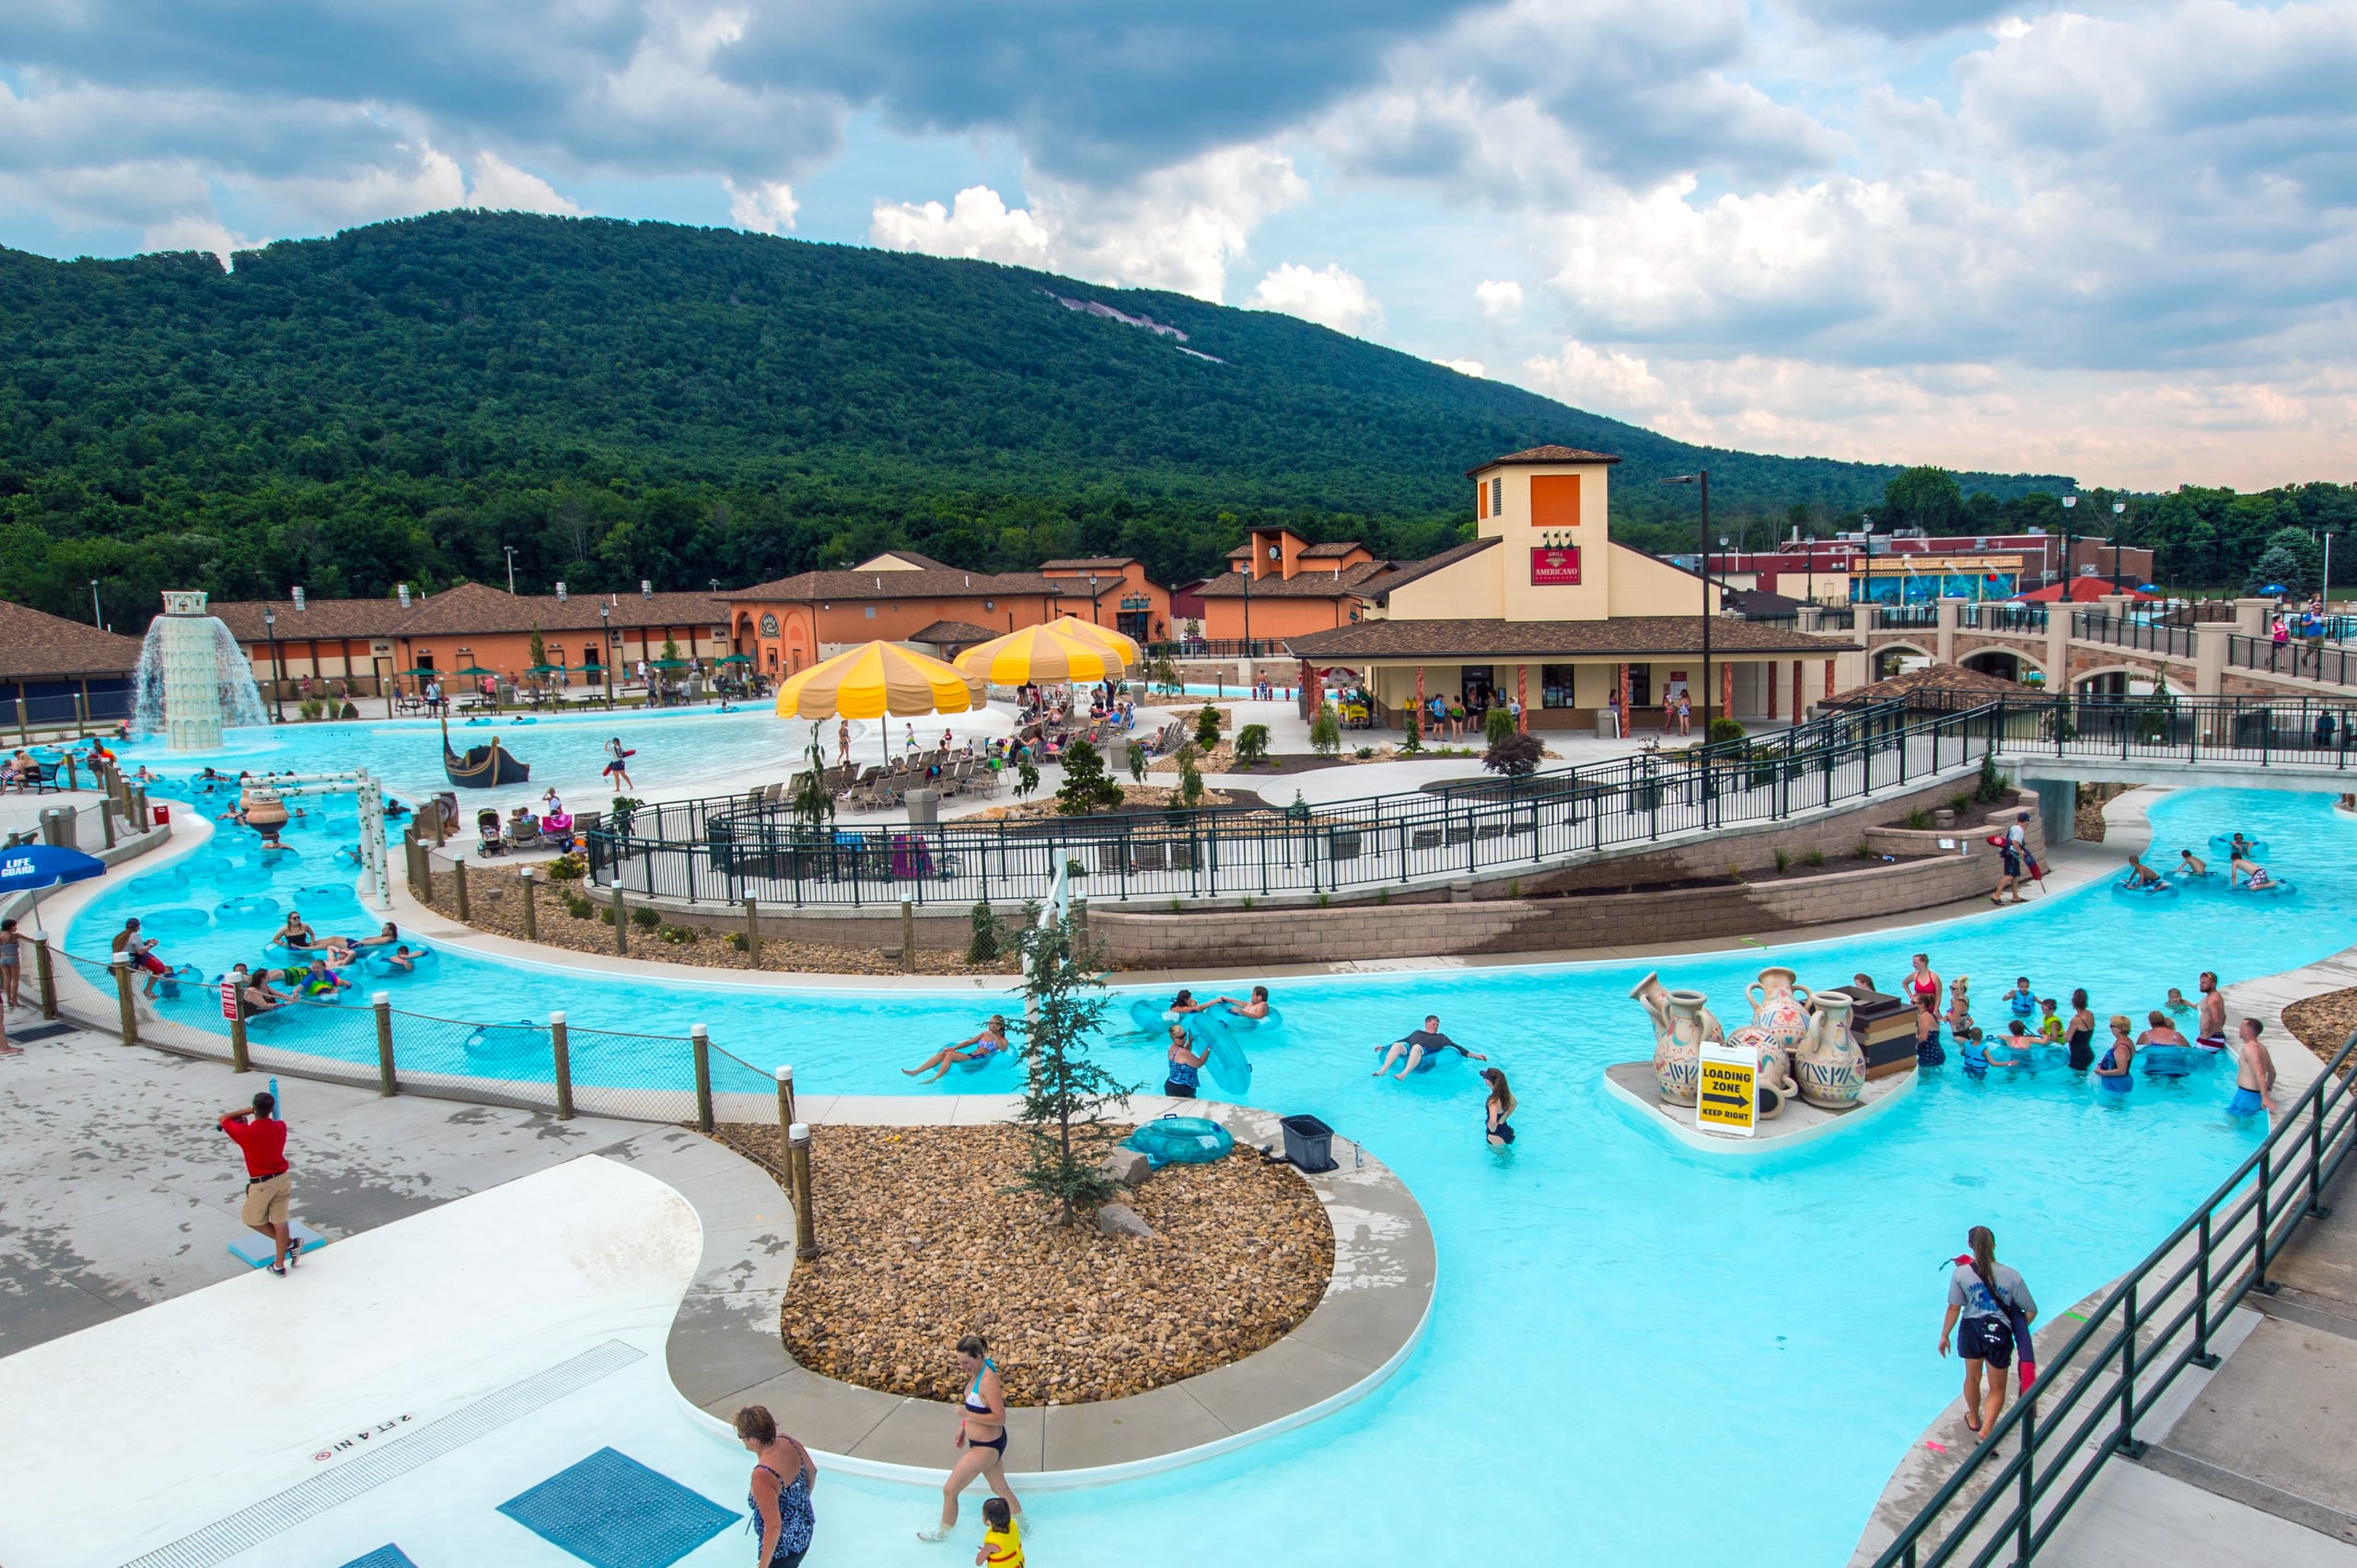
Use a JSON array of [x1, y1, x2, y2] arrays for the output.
[[1696, 1040, 1759, 1137]]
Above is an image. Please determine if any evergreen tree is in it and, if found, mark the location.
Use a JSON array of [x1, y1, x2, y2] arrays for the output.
[[1010, 913, 1132, 1224]]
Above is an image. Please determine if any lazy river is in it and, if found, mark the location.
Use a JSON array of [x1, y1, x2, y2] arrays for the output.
[[62, 776, 2351, 1566]]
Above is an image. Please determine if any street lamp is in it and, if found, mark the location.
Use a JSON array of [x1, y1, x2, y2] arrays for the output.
[[503, 545, 517, 595], [1087, 573, 1103, 627], [1663, 471, 1713, 728], [262, 607, 286, 723], [599, 602, 613, 710], [2061, 494, 2077, 597], [2111, 498, 2127, 589], [88, 579, 102, 628]]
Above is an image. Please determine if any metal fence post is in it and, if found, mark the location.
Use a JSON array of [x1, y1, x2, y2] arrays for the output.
[[2191, 1211, 2220, 1368], [2115, 1281, 2145, 1458], [691, 1024, 714, 1132], [34, 936, 56, 1019], [373, 991, 398, 1096], [743, 894, 761, 967], [519, 866, 537, 942], [611, 883, 629, 955], [452, 858, 470, 923], [230, 1008, 250, 1074], [112, 959, 136, 1046], [775, 1065, 797, 1200], [900, 900, 915, 972], [551, 1010, 574, 1120], [790, 1121, 819, 1260]]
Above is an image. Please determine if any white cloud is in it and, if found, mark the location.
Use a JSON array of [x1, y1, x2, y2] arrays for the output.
[[470, 152, 580, 215], [870, 185, 1048, 262], [726, 178, 801, 235], [1248, 261, 1385, 334], [1440, 357, 1486, 377], [1475, 280, 1524, 319], [139, 215, 261, 265]]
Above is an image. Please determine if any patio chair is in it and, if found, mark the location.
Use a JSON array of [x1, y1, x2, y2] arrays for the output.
[[1410, 828, 1443, 854], [766, 781, 788, 805], [1096, 842, 1126, 874], [1129, 842, 1167, 874]]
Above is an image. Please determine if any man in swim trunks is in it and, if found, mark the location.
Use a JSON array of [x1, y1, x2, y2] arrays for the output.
[[2230, 853, 2272, 888], [2119, 854, 2165, 890], [2230, 1018, 2277, 1118], [2195, 972, 2228, 1050], [110, 917, 170, 998], [2178, 848, 2207, 877], [1373, 1015, 1489, 1079]]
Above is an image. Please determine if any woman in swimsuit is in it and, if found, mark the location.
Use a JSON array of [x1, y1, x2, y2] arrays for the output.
[[1481, 1067, 1517, 1147], [276, 912, 316, 951], [1907, 954, 1944, 1050], [734, 1405, 817, 1566], [1213, 984, 1271, 1021], [921, 1334, 1022, 1543], [2065, 988, 2096, 1072], [0, 915, 22, 1013], [2095, 1014, 2136, 1094], [1165, 1022, 1209, 1099], [902, 1016, 1010, 1083]]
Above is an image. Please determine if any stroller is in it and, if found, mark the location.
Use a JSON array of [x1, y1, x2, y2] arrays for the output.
[[475, 807, 510, 858]]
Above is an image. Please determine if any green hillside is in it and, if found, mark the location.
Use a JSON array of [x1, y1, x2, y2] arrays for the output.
[[0, 211, 2069, 622]]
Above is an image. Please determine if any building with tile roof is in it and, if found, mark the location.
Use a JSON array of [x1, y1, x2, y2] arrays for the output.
[[0, 599, 146, 728]]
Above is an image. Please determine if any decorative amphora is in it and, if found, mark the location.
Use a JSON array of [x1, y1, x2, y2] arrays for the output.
[[1725, 1023, 1799, 1118], [1746, 966, 1815, 1055], [1632, 971, 1716, 1105], [1794, 990, 1866, 1109]]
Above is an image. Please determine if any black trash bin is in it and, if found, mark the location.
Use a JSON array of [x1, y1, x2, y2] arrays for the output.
[[1279, 1113, 1337, 1173]]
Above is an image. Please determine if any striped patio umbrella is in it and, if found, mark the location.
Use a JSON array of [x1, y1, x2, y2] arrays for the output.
[[775, 639, 983, 765], [955, 621, 1129, 686], [1049, 615, 1142, 666]]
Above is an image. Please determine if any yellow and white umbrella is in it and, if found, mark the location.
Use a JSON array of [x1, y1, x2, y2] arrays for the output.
[[1049, 615, 1141, 665], [955, 621, 1130, 687], [775, 639, 983, 765]]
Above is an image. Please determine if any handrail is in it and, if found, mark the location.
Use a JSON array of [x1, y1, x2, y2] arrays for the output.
[[1871, 1025, 2357, 1567], [2228, 633, 2357, 690]]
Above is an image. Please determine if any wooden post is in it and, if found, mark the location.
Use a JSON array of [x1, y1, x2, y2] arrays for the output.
[[519, 866, 537, 942], [900, 900, 915, 972], [99, 792, 117, 849], [551, 1010, 574, 1121], [691, 1024, 714, 1132], [373, 991, 398, 1096], [229, 1002, 250, 1071], [65, 756, 79, 793], [774, 1065, 797, 1198], [743, 894, 761, 967], [790, 1122, 819, 1260], [113, 960, 136, 1046], [452, 858, 470, 923], [611, 883, 629, 954], [34, 936, 57, 1020]]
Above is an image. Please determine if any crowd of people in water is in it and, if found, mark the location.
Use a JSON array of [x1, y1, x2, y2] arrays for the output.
[[106, 911, 419, 1019], [2119, 831, 2280, 892]]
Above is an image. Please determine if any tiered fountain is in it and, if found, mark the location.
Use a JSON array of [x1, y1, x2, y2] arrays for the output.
[[132, 590, 270, 749]]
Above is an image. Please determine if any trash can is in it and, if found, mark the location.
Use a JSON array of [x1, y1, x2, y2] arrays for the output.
[[905, 787, 939, 826], [1279, 1113, 1337, 1173], [40, 807, 76, 850]]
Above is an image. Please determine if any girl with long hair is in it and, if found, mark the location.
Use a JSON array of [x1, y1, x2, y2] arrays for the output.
[[1939, 1226, 2038, 1438], [1481, 1067, 1516, 1147]]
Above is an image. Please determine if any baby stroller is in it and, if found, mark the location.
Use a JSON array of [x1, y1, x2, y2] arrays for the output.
[[475, 807, 510, 858]]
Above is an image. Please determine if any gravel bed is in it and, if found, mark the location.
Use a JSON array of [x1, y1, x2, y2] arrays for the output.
[[713, 1121, 1333, 1405], [420, 864, 1020, 977], [2282, 986, 2357, 1064]]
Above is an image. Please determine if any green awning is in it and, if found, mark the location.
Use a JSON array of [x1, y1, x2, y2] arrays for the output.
[[524, 663, 564, 675], [714, 653, 753, 665]]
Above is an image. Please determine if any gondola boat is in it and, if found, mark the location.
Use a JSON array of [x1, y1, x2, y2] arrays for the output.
[[441, 711, 531, 788]]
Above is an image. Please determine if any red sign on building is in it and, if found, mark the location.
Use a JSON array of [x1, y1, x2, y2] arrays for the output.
[[1529, 546, 1582, 586]]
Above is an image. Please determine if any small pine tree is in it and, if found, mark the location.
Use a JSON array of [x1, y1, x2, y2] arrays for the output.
[[1483, 705, 1517, 747], [1309, 702, 1341, 758], [1178, 754, 1205, 807], [1125, 739, 1147, 784], [1010, 913, 1133, 1224], [1054, 738, 1124, 815], [790, 731, 835, 829], [967, 900, 1001, 964], [1014, 757, 1040, 799], [1399, 711, 1423, 755], [528, 626, 548, 670], [1193, 703, 1223, 748]]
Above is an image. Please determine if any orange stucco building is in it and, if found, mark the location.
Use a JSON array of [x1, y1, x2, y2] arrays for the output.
[[1194, 528, 1383, 644], [1037, 557, 1171, 644], [721, 552, 1088, 676]]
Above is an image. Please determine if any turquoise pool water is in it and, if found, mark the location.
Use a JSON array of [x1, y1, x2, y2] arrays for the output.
[[66, 785, 2351, 1564]]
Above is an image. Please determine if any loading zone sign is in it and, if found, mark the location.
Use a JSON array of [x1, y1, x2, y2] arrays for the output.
[[1697, 1041, 1759, 1138]]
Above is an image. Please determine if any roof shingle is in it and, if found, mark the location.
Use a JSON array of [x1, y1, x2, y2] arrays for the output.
[[0, 600, 145, 680], [1466, 445, 1623, 475]]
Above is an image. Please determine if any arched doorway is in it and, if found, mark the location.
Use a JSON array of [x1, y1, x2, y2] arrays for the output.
[[1960, 648, 2036, 686], [1874, 643, 1931, 680]]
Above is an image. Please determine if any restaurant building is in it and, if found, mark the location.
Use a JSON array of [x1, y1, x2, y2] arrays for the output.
[[1282, 447, 1862, 730]]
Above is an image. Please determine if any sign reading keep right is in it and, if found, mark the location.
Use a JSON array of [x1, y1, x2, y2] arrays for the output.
[[1697, 1040, 1759, 1138]]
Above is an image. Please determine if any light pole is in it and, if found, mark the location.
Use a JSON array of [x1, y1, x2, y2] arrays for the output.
[[1664, 471, 1713, 728], [1241, 559, 1252, 656], [262, 607, 286, 723], [503, 546, 517, 595], [88, 580, 102, 628], [2111, 498, 2127, 589], [2061, 494, 2077, 597], [599, 603, 613, 709], [1087, 573, 1103, 627]]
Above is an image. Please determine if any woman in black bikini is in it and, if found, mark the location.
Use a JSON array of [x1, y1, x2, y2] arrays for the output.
[[1907, 953, 1945, 1063], [2064, 988, 2096, 1072], [921, 1333, 1023, 1544], [734, 1405, 817, 1566], [1481, 1067, 1516, 1147]]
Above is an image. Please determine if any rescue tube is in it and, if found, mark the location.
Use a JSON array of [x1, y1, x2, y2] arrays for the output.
[[1121, 1115, 1235, 1169], [215, 894, 281, 920]]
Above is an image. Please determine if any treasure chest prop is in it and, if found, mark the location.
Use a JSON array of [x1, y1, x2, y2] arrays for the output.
[[1837, 985, 1920, 1079]]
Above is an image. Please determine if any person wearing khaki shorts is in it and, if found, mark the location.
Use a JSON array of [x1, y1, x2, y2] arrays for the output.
[[220, 1091, 296, 1275]]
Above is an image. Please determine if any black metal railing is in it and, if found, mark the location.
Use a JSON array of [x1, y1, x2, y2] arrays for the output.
[[1958, 603, 2048, 634], [1874, 604, 1941, 630], [1872, 1024, 2357, 1566], [1896, 691, 2357, 767], [585, 701, 1986, 908], [1817, 608, 1858, 632], [2229, 633, 2357, 689], [1144, 639, 1285, 660], [2072, 611, 2196, 659]]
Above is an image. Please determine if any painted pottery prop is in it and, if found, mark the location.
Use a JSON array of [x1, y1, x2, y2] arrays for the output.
[[1745, 967, 1815, 1055], [1631, 970, 1722, 1105], [1794, 990, 1866, 1109]]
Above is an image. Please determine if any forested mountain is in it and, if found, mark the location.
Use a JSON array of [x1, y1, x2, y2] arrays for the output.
[[0, 208, 2226, 625]]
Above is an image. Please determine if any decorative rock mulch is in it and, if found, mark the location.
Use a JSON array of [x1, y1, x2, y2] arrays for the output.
[[419, 865, 1021, 977], [2282, 987, 2357, 1064], [965, 782, 1243, 820], [712, 1121, 1333, 1405]]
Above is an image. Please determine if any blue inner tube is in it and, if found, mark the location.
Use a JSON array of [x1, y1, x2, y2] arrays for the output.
[[2232, 877, 2294, 897], [1188, 1010, 1254, 1094], [215, 894, 281, 920], [2112, 877, 2178, 898], [462, 1019, 540, 1059], [1211, 1003, 1283, 1034], [299, 883, 359, 903], [142, 906, 212, 932], [956, 1043, 1017, 1074], [361, 945, 437, 977], [2209, 833, 2270, 860], [1379, 1038, 1446, 1073], [2140, 1044, 2194, 1077], [1121, 1116, 1235, 1168]]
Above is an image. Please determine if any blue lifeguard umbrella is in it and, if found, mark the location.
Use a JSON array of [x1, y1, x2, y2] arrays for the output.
[[0, 843, 105, 894], [2263, 584, 2286, 596]]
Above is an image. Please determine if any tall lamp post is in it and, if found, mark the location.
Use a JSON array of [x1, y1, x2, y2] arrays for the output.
[[503, 545, 517, 595], [88, 579, 102, 628], [1664, 471, 1713, 728], [2110, 497, 2127, 590], [2061, 494, 2077, 597], [599, 602, 613, 710], [262, 607, 286, 723]]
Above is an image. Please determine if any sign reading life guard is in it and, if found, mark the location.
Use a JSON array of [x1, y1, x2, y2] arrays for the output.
[[218, 978, 239, 1022], [1528, 546, 1582, 586], [1696, 1040, 1759, 1137]]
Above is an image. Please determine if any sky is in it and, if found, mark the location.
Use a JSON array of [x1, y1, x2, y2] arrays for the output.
[[3, 1, 2353, 494]]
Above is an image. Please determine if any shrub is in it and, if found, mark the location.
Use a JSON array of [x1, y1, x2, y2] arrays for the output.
[[1707, 716, 1747, 748], [1948, 791, 1976, 818], [1310, 703, 1342, 758], [1193, 703, 1223, 748], [1805, 847, 1825, 868], [1178, 755, 1205, 808], [1853, 839, 1875, 859], [1905, 807, 1932, 830], [1055, 738, 1124, 815], [1774, 847, 1791, 873], [1234, 723, 1271, 768], [547, 853, 586, 881], [1014, 758, 1039, 799], [1064, 857, 1087, 877], [339, 701, 359, 720], [1484, 705, 1517, 747], [1399, 712, 1423, 755], [1125, 740, 1147, 784], [1354, 745, 1375, 760], [564, 893, 593, 919], [1974, 753, 2011, 803], [968, 900, 1002, 964], [630, 904, 661, 930], [298, 696, 325, 721], [656, 923, 696, 945], [726, 930, 749, 951], [1482, 732, 1545, 777], [598, 906, 615, 924]]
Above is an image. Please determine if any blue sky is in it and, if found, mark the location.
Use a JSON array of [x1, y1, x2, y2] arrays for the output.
[[4, 1, 2353, 491]]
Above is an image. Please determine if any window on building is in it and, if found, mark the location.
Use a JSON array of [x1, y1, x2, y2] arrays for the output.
[[865, 606, 877, 619], [1627, 666, 1653, 707], [1477, 481, 1488, 520], [1490, 477, 1504, 517], [1541, 665, 1579, 708]]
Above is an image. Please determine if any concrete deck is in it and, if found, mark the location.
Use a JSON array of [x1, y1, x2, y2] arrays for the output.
[[1601, 1057, 1915, 1154]]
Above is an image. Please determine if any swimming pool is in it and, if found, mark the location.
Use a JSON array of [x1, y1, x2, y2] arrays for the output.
[[64, 785, 2353, 1565]]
